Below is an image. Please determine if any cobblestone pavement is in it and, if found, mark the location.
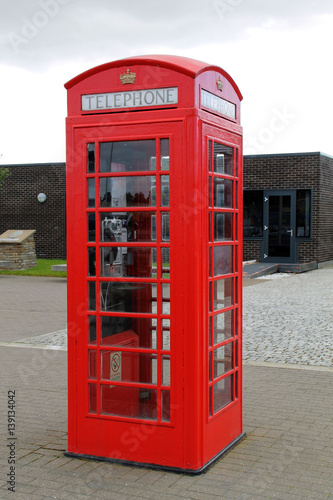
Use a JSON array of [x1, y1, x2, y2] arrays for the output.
[[4, 268, 333, 371], [243, 267, 333, 369]]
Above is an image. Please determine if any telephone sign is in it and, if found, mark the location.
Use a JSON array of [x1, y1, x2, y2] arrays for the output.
[[65, 54, 244, 473]]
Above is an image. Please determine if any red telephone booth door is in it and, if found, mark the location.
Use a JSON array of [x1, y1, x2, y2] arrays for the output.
[[67, 120, 186, 468]]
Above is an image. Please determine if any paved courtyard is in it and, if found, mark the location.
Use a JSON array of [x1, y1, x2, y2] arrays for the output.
[[0, 270, 332, 499]]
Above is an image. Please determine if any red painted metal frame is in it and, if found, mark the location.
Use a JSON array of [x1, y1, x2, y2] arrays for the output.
[[65, 55, 243, 473]]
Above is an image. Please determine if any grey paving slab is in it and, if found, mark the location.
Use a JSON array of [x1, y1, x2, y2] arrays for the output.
[[0, 270, 332, 498]]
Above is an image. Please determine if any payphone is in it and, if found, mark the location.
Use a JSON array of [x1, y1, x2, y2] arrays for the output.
[[65, 55, 244, 473]]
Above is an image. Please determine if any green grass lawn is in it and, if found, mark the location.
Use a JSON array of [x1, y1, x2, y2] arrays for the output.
[[0, 259, 67, 277]]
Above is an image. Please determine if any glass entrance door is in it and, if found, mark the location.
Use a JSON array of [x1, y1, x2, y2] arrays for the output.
[[263, 190, 296, 263]]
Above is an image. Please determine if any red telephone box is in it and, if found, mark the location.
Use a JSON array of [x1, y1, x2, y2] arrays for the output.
[[65, 55, 244, 473]]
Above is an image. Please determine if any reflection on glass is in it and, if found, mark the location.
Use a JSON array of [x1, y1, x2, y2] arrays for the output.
[[100, 176, 156, 207], [101, 385, 157, 420], [100, 316, 157, 349], [214, 343, 233, 378], [214, 178, 233, 208], [161, 175, 169, 206], [88, 316, 96, 344], [162, 283, 170, 314], [213, 374, 233, 413], [100, 247, 153, 278], [161, 390, 170, 422], [100, 140, 156, 173], [161, 139, 169, 170], [162, 319, 170, 350], [214, 143, 233, 175], [162, 355, 170, 386], [214, 278, 233, 311], [87, 143, 95, 173], [161, 213, 170, 241], [100, 282, 154, 313], [88, 214, 95, 242], [88, 282, 96, 311], [214, 245, 233, 276], [161, 247, 170, 278], [89, 350, 97, 379], [100, 212, 156, 243], [214, 213, 233, 241], [89, 384, 97, 413], [213, 310, 233, 345], [88, 248, 96, 276], [87, 178, 95, 207]]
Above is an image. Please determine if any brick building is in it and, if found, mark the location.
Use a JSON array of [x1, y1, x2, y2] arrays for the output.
[[0, 163, 66, 259], [243, 152, 333, 269], [1, 152, 333, 266]]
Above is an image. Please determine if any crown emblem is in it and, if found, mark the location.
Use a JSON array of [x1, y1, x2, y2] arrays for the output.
[[216, 77, 223, 91], [120, 69, 136, 85]]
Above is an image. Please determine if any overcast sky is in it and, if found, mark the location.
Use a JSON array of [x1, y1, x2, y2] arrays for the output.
[[0, 0, 332, 164]]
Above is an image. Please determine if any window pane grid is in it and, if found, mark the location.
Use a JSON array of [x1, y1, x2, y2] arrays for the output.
[[86, 138, 172, 423]]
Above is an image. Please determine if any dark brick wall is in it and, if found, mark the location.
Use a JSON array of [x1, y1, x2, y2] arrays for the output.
[[243, 152, 333, 264], [318, 155, 333, 263], [0, 164, 66, 259]]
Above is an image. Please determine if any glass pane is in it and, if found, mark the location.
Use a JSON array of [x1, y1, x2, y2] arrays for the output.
[[161, 213, 170, 241], [214, 245, 233, 276], [87, 178, 95, 207], [87, 143, 95, 173], [101, 385, 157, 420], [161, 175, 169, 206], [208, 211, 212, 241], [268, 195, 291, 258], [88, 282, 96, 311], [88, 214, 95, 242], [100, 247, 154, 278], [89, 384, 97, 413], [208, 140, 212, 172], [161, 248, 170, 278], [101, 351, 157, 384], [209, 177, 212, 207], [161, 139, 169, 170], [100, 212, 156, 243], [296, 190, 311, 238], [209, 247, 212, 278], [89, 350, 97, 379], [213, 310, 233, 344], [161, 390, 170, 422], [88, 316, 96, 344], [243, 190, 263, 238], [101, 316, 157, 349], [100, 140, 156, 173], [209, 386, 212, 417], [214, 143, 233, 175], [214, 278, 233, 311], [214, 179, 233, 208], [162, 283, 170, 314], [100, 176, 156, 207], [214, 213, 233, 241], [162, 355, 170, 386], [100, 282, 156, 314], [214, 343, 233, 379], [162, 319, 170, 350], [213, 375, 233, 413], [88, 248, 96, 276]]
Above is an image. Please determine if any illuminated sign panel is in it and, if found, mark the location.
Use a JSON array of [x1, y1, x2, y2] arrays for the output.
[[82, 87, 178, 111], [201, 89, 236, 120]]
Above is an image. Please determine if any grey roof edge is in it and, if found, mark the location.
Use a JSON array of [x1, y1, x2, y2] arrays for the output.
[[244, 151, 333, 160]]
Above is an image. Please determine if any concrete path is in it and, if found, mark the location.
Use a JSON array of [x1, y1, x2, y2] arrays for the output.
[[0, 271, 332, 499]]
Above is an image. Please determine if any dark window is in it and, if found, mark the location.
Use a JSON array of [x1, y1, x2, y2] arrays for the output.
[[243, 190, 263, 238], [296, 190, 311, 238]]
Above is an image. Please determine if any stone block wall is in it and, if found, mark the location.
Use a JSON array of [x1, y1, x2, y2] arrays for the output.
[[0, 235, 37, 270]]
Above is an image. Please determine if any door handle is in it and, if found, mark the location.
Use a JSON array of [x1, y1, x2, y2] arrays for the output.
[[286, 229, 293, 237]]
